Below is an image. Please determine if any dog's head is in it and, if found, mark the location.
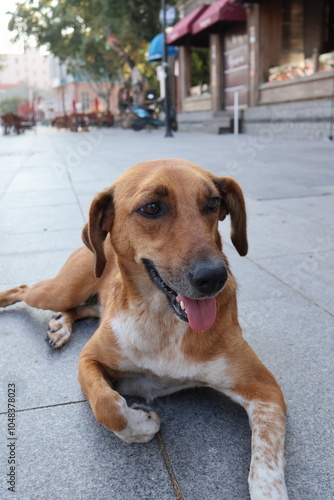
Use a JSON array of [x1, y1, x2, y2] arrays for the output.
[[82, 159, 247, 332]]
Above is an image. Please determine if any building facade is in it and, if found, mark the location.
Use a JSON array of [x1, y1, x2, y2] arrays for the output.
[[167, 0, 334, 137], [0, 47, 53, 120], [0, 47, 51, 90], [0, 48, 120, 120], [50, 58, 121, 117]]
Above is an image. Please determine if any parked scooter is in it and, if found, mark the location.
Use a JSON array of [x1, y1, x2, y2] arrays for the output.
[[130, 98, 177, 132]]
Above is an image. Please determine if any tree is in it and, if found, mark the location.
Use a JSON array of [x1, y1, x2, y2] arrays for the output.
[[0, 55, 6, 71], [0, 96, 27, 114], [8, 1, 124, 112], [9, 0, 175, 105]]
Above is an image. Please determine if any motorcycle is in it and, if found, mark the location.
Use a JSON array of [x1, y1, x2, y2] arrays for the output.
[[130, 98, 178, 132]]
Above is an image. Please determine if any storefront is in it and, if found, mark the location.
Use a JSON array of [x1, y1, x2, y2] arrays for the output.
[[167, 0, 247, 129], [168, 0, 334, 137]]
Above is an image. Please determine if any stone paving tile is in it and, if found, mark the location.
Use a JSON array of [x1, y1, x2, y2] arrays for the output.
[[265, 193, 334, 228], [154, 389, 251, 500], [237, 295, 333, 377], [22, 151, 61, 168], [1, 128, 333, 500], [76, 193, 96, 218], [0, 404, 175, 500], [0, 230, 82, 258], [155, 295, 333, 500], [248, 213, 331, 260], [71, 180, 113, 195], [5, 167, 72, 193], [220, 207, 332, 259], [0, 166, 23, 198], [0, 249, 79, 286], [0, 307, 95, 413], [231, 143, 334, 201], [215, 242, 296, 303], [0, 189, 77, 209], [0, 204, 84, 234], [257, 251, 334, 315]]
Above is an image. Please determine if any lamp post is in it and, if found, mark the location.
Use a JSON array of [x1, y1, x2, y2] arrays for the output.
[[161, 0, 173, 137], [329, 64, 334, 141]]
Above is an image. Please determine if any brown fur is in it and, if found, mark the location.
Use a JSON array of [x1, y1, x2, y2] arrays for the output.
[[0, 159, 287, 498]]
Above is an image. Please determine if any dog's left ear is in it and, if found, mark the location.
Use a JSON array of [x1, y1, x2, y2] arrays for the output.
[[81, 188, 114, 278], [214, 176, 248, 256]]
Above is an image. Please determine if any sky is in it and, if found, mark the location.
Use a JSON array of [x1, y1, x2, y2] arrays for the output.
[[0, 0, 24, 54]]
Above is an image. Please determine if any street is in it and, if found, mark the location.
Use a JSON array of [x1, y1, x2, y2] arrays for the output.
[[0, 126, 333, 500]]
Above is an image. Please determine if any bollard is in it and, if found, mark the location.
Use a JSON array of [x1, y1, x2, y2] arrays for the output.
[[234, 91, 239, 136]]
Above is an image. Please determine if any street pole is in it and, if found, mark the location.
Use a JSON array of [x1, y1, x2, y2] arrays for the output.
[[329, 64, 334, 141], [162, 0, 173, 137]]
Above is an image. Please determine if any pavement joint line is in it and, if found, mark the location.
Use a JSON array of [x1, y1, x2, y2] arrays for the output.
[[1, 138, 36, 197], [255, 249, 332, 260], [156, 431, 185, 500], [0, 227, 84, 236], [0, 249, 83, 258], [245, 255, 334, 318], [48, 133, 87, 222], [0, 399, 87, 415], [257, 192, 333, 201], [0, 202, 81, 209], [223, 240, 332, 259], [3, 400, 186, 500], [222, 241, 334, 317]]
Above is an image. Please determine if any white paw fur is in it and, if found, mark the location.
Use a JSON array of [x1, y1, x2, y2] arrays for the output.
[[114, 401, 160, 444]]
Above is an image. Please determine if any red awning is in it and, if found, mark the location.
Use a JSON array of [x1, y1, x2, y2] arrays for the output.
[[192, 0, 245, 34], [166, 5, 209, 44]]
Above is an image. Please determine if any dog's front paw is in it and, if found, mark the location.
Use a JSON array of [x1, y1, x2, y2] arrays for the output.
[[114, 403, 160, 444], [47, 313, 72, 348]]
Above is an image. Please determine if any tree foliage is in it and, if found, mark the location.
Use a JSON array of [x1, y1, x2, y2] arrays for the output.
[[0, 55, 6, 71], [191, 47, 210, 88], [8, 0, 175, 104], [0, 96, 27, 114]]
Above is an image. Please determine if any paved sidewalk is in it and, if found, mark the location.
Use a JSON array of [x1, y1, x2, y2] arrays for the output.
[[0, 126, 333, 500]]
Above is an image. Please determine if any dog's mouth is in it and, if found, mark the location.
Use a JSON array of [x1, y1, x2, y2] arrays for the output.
[[142, 259, 217, 332]]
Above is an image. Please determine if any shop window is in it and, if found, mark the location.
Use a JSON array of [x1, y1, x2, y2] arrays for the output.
[[189, 47, 210, 96], [324, 0, 334, 53], [268, 0, 334, 83], [281, 0, 304, 65], [81, 91, 91, 112]]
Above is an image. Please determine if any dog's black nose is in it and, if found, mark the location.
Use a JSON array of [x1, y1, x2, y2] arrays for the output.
[[189, 260, 228, 296]]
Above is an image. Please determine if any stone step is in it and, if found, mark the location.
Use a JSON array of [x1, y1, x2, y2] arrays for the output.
[[179, 117, 242, 134]]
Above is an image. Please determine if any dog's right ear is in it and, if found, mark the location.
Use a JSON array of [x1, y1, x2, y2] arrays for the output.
[[81, 188, 114, 278]]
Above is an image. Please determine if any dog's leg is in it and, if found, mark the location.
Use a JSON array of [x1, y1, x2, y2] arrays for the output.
[[212, 345, 288, 500], [0, 285, 30, 307], [0, 279, 85, 312], [47, 304, 100, 349], [0, 247, 100, 313], [226, 392, 288, 500], [245, 399, 287, 500], [78, 338, 160, 443]]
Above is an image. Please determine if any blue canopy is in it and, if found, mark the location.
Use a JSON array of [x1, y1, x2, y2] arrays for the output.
[[147, 33, 178, 62]]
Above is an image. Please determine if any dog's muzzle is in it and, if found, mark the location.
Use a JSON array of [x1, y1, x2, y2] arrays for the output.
[[142, 258, 228, 332]]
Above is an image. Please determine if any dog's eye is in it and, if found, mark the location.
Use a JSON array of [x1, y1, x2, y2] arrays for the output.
[[139, 202, 162, 217], [206, 197, 220, 212]]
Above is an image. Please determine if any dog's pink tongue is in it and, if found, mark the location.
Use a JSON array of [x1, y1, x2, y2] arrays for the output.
[[177, 294, 216, 332]]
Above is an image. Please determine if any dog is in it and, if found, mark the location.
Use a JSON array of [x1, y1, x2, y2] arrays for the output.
[[0, 159, 288, 500]]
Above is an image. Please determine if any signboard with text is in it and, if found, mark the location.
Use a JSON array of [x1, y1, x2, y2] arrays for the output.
[[223, 25, 249, 109]]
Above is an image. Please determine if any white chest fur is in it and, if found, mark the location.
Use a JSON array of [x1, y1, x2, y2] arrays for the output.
[[111, 309, 194, 378], [110, 299, 231, 388]]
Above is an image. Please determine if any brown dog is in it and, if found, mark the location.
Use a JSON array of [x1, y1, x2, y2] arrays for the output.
[[0, 159, 288, 500]]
